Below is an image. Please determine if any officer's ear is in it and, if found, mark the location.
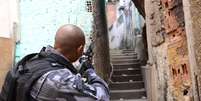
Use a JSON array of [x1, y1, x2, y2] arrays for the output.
[[77, 45, 84, 55]]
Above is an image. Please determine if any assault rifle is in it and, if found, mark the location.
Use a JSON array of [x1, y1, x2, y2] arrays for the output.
[[79, 38, 94, 74]]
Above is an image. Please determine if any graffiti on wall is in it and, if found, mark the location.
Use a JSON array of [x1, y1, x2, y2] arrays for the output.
[[106, 0, 144, 50]]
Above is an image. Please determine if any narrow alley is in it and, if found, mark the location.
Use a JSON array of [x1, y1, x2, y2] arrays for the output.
[[0, 0, 201, 101]]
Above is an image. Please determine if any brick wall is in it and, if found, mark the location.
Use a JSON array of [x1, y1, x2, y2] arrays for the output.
[[145, 0, 192, 100], [163, 0, 192, 100]]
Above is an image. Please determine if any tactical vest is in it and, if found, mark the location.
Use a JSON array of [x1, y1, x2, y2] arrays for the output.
[[0, 47, 77, 101]]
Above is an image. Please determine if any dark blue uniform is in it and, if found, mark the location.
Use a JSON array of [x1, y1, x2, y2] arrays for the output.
[[30, 46, 109, 101]]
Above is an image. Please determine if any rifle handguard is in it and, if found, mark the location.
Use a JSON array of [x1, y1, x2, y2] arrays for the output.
[[79, 60, 94, 75]]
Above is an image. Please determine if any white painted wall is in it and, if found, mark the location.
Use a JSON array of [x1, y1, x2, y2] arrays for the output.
[[0, 0, 19, 38]]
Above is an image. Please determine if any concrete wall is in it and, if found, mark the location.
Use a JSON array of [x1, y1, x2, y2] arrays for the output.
[[183, 0, 201, 100], [145, 0, 194, 100], [0, 38, 15, 88], [0, 0, 19, 88]]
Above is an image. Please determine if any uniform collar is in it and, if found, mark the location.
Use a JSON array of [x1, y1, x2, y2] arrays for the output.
[[40, 46, 78, 74]]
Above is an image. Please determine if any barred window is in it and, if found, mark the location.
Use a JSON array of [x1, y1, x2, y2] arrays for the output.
[[86, 1, 93, 12]]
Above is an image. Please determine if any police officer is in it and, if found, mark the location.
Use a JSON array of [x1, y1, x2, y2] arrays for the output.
[[30, 24, 110, 101]]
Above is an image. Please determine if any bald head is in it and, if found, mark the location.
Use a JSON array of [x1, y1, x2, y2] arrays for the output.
[[54, 24, 85, 62]]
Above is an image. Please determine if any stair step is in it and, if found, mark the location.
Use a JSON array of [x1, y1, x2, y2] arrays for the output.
[[113, 68, 141, 75], [122, 51, 136, 54], [111, 57, 138, 61], [110, 50, 136, 54], [109, 81, 144, 90], [110, 50, 147, 100], [111, 58, 140, 64], [110, 49, 134, 51], [111, 55, 138, 60], [112, 63, 140, 70], [111, 99, 147, 101], [111, 53, 137, 57], [111, 74, 143, 82], [110, 89, 146, 100]]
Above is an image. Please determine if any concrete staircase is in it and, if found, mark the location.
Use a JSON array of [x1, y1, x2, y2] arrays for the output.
[[109, 50, 147, 101]]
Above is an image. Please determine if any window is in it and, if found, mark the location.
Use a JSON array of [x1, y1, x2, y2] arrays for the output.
[[86, 1, 93, 12]]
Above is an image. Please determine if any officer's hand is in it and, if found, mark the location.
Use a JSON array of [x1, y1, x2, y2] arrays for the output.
[[79, 60, 94, 75]]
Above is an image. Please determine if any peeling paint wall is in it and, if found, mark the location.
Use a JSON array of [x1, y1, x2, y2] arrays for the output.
[[145, 0, 193, 100], [16, 0, 94, 62]]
